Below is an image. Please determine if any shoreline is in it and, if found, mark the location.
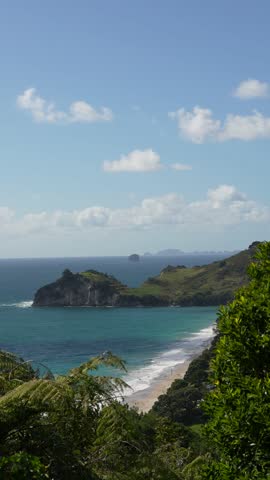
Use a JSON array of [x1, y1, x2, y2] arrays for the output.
[[124, 332, 215, 413], [124, 358, 192, 412]]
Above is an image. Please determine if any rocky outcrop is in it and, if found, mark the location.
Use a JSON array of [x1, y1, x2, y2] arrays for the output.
[[33, 269, 125, 307]]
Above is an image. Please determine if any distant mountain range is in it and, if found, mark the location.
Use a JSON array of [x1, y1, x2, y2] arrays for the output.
[[143, 248, 239, 257]]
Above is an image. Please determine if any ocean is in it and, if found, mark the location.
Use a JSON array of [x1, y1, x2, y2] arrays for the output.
[[0, 255, 225, 394]]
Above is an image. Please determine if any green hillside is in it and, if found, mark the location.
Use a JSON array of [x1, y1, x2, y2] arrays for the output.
[[121, 242, 259, 306]]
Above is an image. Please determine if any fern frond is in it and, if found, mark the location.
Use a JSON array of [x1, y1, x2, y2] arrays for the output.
[[0, 350, 36, 382], [0, 379, 71, 409], [69, 351, 127, 376], [95, 376, 130, 396]]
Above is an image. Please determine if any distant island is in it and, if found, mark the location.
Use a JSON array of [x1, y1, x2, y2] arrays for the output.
[[144, 248, 239, 257], [128, 254, 140, 262], [33, 242, 259, 307]]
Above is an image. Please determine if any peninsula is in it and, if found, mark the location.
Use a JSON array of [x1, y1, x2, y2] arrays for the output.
[[33, 242, 259, 307]]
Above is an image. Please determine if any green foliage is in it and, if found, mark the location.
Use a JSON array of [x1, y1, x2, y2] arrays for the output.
[[0, 350, 128, 479], [93, 403, 197, 479], [202, 241, 270, 478], [152, 379, 205, 425], [80, 270, 125, 292], [0, 452, 48, 480], [181, 454, 211, 480], [0, 350, 36, 395], [183, 346, 214, 385]]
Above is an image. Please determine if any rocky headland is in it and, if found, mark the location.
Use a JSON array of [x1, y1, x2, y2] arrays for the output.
[[33, 242, 260, 307]]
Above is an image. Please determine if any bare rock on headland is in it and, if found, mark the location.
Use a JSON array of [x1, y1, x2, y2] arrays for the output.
[[33, 269, 125, 307]]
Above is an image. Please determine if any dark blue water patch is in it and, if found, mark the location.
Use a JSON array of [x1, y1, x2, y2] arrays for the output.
[[1, 337, 166, 360]]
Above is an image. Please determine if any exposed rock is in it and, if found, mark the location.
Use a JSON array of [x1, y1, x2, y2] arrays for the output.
[[33, 270, 125, 307]]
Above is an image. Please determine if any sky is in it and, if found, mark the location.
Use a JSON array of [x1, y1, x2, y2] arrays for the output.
[[0, 0, 270, 257]]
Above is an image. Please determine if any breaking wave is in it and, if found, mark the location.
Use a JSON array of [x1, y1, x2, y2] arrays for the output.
[[124, 323, 215, 396], [0, 300, 33, 308]]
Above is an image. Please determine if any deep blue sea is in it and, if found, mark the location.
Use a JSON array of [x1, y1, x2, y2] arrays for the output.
[[0, 255, 225, 393]]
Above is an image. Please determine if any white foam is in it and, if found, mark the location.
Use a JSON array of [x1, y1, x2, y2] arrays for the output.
[[123, 323, 215, 396], [184, 326, 216, 348], [124, 357, 186, 395], [0, 300, 33, 308]]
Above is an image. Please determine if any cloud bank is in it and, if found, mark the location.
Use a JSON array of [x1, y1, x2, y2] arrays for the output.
[[0, 186, 268, 236], [170, 106, 270, 143], [17, 88, 113, 124]]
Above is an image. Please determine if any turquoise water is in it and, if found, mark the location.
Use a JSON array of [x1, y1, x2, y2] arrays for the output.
[[0, 256, 220, 392]]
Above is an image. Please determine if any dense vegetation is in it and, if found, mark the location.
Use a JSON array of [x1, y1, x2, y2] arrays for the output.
[[202, 241, 270, 479], [0, 349, 209, 479], [151, 342, 216, 426], [2, 241, 270, 478]]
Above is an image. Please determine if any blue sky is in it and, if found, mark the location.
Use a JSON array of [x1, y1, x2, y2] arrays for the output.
[[0, 0, 270, 256]]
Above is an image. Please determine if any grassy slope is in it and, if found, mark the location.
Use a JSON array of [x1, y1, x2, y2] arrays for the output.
[[80, 270, 126, 293], [122, 246, 255, 305]]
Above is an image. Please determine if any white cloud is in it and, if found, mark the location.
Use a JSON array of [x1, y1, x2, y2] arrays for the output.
[[17, 88, 113, 124], [69, 101, 113, 123], [207, 185, 246, 208], [234, 79, 269, 99], [221, 111, 270, 141], [169, 107, 221, 143], [0, 185, 269, 236], [170, 106, 270, 143], [103, 149, 162, 172], [171, 163, 192, 171]]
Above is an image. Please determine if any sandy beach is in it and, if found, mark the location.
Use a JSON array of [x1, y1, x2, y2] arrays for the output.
[[125, 359, 191, 412]]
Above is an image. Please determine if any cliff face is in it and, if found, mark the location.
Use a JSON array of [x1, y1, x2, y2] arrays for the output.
[[33, 270, 125, 307]]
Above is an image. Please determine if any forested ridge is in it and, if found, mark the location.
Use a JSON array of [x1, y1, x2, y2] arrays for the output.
[[1, 242, 270, 479]]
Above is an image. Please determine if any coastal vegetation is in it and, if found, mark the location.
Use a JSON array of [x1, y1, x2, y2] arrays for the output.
[[1, 241, 270, 478], [151, 343, 216, 426], [33, 242, 258, 307]]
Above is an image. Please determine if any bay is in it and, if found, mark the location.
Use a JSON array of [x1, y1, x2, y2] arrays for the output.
[[0, 255, 223, 392]]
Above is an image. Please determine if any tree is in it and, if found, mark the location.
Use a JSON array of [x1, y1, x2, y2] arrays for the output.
[[152, 380, 205, 426], [202, 241, 270, 479], [0, 350, 128, 479], [0, 452, 48, 480]]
